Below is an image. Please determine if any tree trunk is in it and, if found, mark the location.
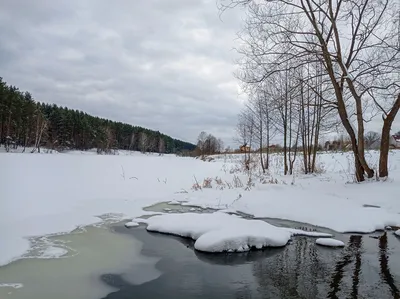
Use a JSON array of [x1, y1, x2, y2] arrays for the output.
[[379, 94, 400, 178], [259, 117, 265, 174], [264, 92, 270, 170], [336, 96, 365, 181]]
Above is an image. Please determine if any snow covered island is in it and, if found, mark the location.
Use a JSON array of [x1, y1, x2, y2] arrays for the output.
[[124, 221, 140, 228], [141, 212, 332, 253]]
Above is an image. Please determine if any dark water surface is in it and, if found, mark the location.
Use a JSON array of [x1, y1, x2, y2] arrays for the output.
[[102, 224, 400, 299]]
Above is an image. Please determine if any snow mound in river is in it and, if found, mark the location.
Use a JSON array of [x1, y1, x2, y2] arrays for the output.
[[143, 212, 331, 252], [316, 238, 345, 247]]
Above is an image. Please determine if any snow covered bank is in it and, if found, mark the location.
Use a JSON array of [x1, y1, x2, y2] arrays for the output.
[[180, 151, 400, 233], [142, 212, 332, 253], [0, 152, 222, 266], [2, 149, 400, 265]]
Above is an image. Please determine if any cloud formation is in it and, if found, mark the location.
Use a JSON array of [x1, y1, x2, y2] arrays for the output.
[[0, 0, 245, 145], [2, 0, 398, 147]]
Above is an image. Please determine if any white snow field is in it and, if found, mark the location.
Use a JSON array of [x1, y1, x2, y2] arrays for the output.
[[1, 149, 400, 265], [143, 212, 331, 252], [315, 238, 345, 247], [395, 229, 400, 237]]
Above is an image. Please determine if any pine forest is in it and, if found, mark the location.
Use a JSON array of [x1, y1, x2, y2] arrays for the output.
[[0, 77, 196, 154]]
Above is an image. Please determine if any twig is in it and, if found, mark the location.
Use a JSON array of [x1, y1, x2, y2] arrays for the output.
[[174, 189, 189, 194], [120, 165, 125, 180], [193, 175, 203, 192]]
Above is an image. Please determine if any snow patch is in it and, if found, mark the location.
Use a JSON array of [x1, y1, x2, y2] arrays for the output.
[[316, 238, 345, 247], [144, 213, 331, 253], [124, 221, 139, 228], [284, 228, 332, 238], [167, 200, 180, 205], [395, 229, 400, 237]]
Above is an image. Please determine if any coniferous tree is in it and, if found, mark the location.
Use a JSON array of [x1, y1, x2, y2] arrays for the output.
[[0, 78, 195, 153]]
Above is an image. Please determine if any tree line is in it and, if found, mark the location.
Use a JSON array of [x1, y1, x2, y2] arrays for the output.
[[221, 0, 400, 181], [0, 77, 196, 154]]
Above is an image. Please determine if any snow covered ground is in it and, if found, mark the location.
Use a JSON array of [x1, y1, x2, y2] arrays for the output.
[[1, 148, 400, 265]]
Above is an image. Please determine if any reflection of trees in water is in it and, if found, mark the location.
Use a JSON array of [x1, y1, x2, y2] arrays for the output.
[[328, 235, 362, 299], [252, 237, 330, 298], [253, 233, 400, 299], [379, 232, 400, 299], [351, 236, 362, 299], [328, 232, 400, 299]]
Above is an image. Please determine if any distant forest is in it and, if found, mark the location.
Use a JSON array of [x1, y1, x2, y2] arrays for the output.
[[0, 77, 196, 154]]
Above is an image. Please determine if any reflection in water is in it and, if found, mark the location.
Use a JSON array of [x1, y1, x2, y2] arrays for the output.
[[104, 226, 400, 299], [379, 232, 400, 299], [250, 233, 400, 299], [252, 236, 331, 298], [328, 235, 362, 299], [351, 236, 362, 299]]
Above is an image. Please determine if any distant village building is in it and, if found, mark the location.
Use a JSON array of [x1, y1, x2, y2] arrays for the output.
[[240, 144, 251, 152], [390, 134, 400, 148], [324, 140, 342, 151]]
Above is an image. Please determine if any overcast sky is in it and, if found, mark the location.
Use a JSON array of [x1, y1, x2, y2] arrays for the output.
[[1, 1, 398, 148], [0, 0, 246, 146]]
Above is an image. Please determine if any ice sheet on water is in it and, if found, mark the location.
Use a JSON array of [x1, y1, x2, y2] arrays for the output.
[[40, 246, 68, 259], [144, 212, 332, 253], [0, 283, 23, 289]]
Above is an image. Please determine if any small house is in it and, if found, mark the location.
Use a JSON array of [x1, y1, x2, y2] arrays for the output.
[[390, 135, 400, 148], [240, 145, 251, 153]]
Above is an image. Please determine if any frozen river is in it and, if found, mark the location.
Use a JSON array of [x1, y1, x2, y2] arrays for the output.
[[1, 214, 399, 299]]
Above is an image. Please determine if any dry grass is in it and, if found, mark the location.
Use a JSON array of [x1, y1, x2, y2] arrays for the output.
[[202, 177, 213, 188]]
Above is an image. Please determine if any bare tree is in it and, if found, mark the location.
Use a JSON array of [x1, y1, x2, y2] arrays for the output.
[[236, 110, 255, 170], [379, 94, 400, 177], [129, 132, 135, 151], [158, 137, 165, 155], [196, 131, 208, 157], [245, 92, 267, 173], [220, 0, 400, 181], [139, 132, 149, 153], [31, 108, 47, 153], [364, 131, 381, 150], [217, 138, 224, 153], [196, 131, 223, 156]]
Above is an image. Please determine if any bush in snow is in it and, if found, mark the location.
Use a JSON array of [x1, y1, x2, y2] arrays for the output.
[[202, 177, 213, 188]]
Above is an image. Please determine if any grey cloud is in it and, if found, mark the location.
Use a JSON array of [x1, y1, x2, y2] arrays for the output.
[[0, 0, 244, 145]]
